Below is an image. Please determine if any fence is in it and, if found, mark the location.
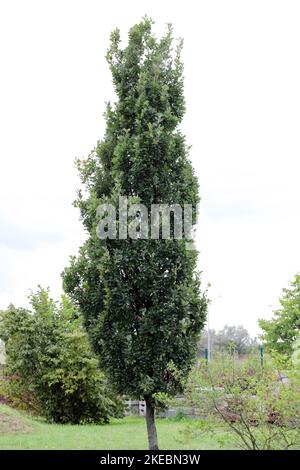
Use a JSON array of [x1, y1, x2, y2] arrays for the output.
[[125, 397, 201, 419]]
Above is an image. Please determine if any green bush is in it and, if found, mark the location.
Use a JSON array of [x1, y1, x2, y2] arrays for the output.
[[0, 288, 123, 424]]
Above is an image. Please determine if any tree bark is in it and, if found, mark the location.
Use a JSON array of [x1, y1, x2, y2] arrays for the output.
[[145, 396, 159, 450]]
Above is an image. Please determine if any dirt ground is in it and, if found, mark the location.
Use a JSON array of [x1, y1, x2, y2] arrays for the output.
[[0, 412, 32, 434]]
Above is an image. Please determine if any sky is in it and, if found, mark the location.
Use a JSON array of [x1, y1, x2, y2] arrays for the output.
[[0, 0, 300, 336]]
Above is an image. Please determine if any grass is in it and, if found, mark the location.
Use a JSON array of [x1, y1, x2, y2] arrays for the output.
[[0, 404, 235, 450]]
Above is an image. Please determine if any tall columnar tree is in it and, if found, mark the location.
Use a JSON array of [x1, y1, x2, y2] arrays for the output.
[[62, 18, 207, 449]]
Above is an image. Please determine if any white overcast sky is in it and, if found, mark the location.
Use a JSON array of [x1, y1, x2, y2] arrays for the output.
[[0, 0, 300, 336]]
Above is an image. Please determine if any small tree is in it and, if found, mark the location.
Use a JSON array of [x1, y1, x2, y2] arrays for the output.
[[259, 274, 300, 356], [62, 18, 207, 449], [0, 288, 122, 423]]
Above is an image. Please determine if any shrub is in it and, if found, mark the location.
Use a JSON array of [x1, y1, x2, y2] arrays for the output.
[[0, 288, 123, 424], [184, 353, 300, 450]]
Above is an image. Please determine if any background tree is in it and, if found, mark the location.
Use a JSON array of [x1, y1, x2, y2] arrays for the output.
[[198, 325, 258, 357], [259, 274, 300, 356], [62, 18, 207, 449], [215, 325, 258, 356], [0, 288, 122, 423]]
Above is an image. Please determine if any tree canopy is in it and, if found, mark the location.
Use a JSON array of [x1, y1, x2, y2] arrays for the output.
[[259, 274, 300, 355], [62, 17, 207, 449]]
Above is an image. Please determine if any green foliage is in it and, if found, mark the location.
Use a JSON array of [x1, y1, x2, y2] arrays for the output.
[[173, 411, 185, 422], [184, 354, 300, 450], [0, 288, 123, 424], [292, 333, 300, 367], [0, 404, 235, 450], [259, 274, 300, 355], [198, 325, 259, 357], [62, 17, 207, 402]]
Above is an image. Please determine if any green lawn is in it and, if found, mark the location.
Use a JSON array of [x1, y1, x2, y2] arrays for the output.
[[0, 404, 235, 450]]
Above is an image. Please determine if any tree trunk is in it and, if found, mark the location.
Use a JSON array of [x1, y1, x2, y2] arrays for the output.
[[145, 396, 159, 450]]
